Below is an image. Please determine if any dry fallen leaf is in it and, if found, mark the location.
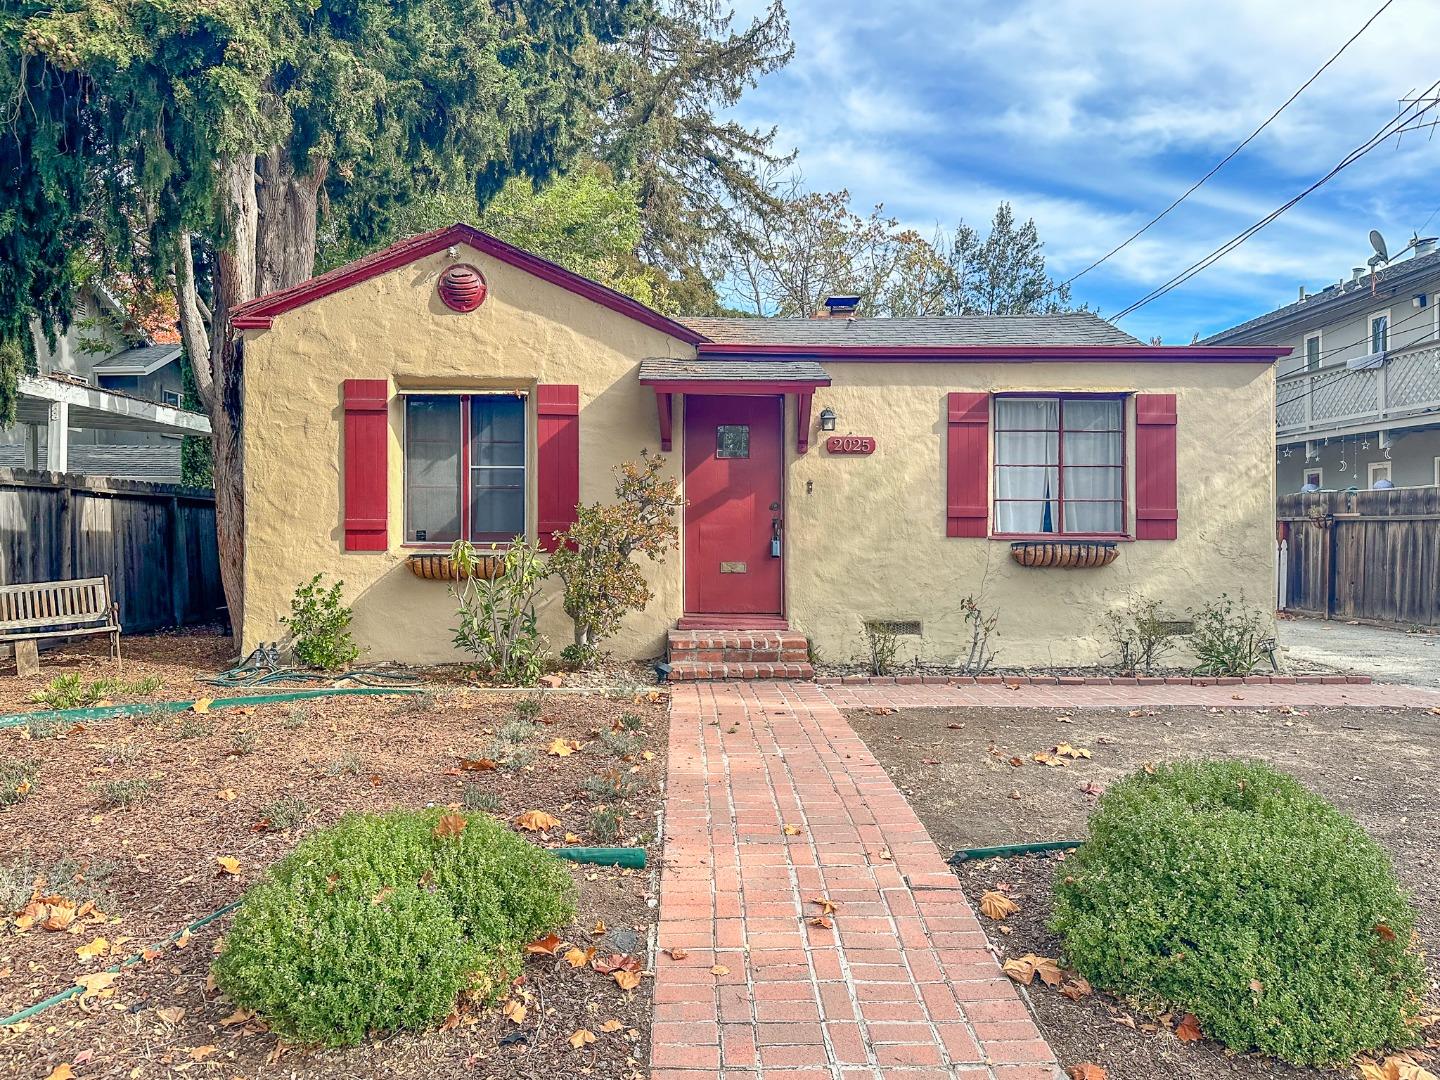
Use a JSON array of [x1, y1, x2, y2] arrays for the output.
[[525, 933, 565, 956], [979, 891, 1019, 920], [1054, 743, 1092, 760], [76, 937, 108, 961], [434, 812, 467, 839], [710, 964, 730, 976], [1059, 975, 1092, 1002], [568, 1028, 596, 1049], [809, 897, 839, 915], [216, 788, 237, 801], [613, 970, 641, 991], [665, 947, 689, 960], [1067, 1065, 1108, 1080], [516, 810, 560, 832], [155, 1005, 185, 1026], [564, 946, 596, 968], [188, 1045, 217, 1061], [216, 856, 241, 876], [74, 971, 117, 998], [1376, 923, 1398, 944], [219, 1007, 255, 1027], [782, 824, 803, 836], [459, 758, 497, 771], [502, 999, 527, 1025], [43, 1067, 76, 1080], [807, 914, 833, 930], [598, 1019, 624, 1033], [1175, 1014, 1203, 1043], [547, 738, 580, 757], [592, 953, 641, 975], [1001, 954, 1064, 987], [192, 698, 214, 714]]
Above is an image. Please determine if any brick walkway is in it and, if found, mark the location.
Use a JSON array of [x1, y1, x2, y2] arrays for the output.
[[655, 682, 1061, 1080], [820, 680, 1440, 710]]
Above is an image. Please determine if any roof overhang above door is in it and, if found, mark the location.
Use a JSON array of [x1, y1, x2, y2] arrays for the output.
[[638, 357, 831, 454]]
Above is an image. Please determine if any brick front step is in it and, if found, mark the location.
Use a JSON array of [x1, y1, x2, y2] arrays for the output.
[[815, 673, 1372, 686], [667, 629, 814, 681]]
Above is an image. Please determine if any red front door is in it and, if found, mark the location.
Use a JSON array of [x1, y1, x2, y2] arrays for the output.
[[684, 395, 784, 617]]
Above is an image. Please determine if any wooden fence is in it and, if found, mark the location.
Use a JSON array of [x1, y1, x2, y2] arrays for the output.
[[1277, 486, 1440, 626], [0, 468, 225, 634]]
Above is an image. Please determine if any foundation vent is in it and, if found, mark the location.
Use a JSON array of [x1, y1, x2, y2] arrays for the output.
[[866, 619, 923, 637]]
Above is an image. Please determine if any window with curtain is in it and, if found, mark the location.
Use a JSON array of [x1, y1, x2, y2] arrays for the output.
[[1370, 314, 1389, 354], [993, 397, 1125, 535], [404, 394, 526, 543]]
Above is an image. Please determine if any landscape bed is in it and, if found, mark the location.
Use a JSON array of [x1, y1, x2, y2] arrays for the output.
[[848, 703, 1440, 1080], [0, 635, 668, 1079]]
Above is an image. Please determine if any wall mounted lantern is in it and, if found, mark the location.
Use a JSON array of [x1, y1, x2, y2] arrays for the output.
[[819, 407, 837, 432]]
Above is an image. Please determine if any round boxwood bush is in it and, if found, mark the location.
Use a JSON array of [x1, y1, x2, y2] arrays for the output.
[[213, 808, 575, 1046], [1051, 759, 1423, 1066]]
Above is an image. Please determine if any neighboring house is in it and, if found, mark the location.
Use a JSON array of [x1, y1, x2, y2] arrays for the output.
[[230, 223, 1286, 668], [0, 283, 209, 483], [1205, 240, 1440, 493]]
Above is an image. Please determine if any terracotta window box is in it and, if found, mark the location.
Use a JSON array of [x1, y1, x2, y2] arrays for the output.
[[1009, 540, 1119, 569]]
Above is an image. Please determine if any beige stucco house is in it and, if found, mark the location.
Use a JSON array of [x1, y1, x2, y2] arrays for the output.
[[231, 224, 1288, 674]]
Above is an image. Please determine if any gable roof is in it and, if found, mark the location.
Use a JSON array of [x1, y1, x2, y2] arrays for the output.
[[91, 344, 182, 377], [1204, 249, 1440, 344], [682, 311, 1143, 347], [230, 223, 707, 345]]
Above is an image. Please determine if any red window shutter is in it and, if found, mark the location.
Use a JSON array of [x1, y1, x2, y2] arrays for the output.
[[946, 392, 989, 537], [342, 379, 390, 551], [1135, 393, 1178, 540], [536, 384, 580, 551]]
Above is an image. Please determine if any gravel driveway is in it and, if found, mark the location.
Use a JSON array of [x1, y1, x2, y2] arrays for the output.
[[1278, 615, 1440, 687]]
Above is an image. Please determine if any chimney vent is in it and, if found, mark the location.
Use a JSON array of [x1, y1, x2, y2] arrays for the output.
[[1352, 266, 1368, 282], [816, 294, 861, 318], [1414, 236, 1438, 258]]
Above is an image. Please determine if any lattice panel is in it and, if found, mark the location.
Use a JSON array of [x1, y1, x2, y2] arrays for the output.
[[1311, 368, 1376, 421], [1275, 392, 1305, 428], [1387, 346, 1440, 409]]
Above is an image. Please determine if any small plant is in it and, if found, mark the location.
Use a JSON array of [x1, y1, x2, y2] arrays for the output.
[[588, 806, 623, 842], [109, 742, 143, 766], [0, 856, 116, 916], [615, 711, 643, 733], [1052, 760, 1425, 1066], [231, 730, 259, 756], [176, 716, 212, 740], [450, 539, 548, 686], [558, 643, 589, 670], [23, 716, 68, 740], [1102, 596, 1180, 675], [548, 452, 682, 666], [0, 757, 36, 805], [495, 719, 537, 745], [497, 747, 536, 772], [327, 751, 363, 777], [283, 574, 360, 671], [1189, 594, 1270, 676], [27, 674, 90, 709], [955, 595, 998, 676], [213, 809, 576, 1046], [394, 691, 439, 716], [259, 795, 311, 831], [93, 778, 155, 808], [461, 785, 501, 814], [582, 770, 637, 802], [282, 705, 309, 730], [598, 730, 644, 760], [512, 696, 544, 724], [862, 621, 901, 676]]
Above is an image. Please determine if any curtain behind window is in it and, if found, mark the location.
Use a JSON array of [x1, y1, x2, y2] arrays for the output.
[[404, 397, 462, 542]]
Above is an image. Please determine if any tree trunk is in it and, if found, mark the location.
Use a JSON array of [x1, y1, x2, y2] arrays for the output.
[[255, 147, 328, 296]]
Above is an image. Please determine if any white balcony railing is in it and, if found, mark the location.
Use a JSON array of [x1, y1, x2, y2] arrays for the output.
[[1276, 341, 1440, 440]]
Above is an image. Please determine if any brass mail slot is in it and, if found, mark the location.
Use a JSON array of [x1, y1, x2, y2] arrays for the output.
[[719, 561, 748, 574]]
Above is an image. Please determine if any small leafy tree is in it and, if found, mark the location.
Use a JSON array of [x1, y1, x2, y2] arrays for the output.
[[1189, 594, 1271, 676], [1102, 596, 1180, 675], [956, 595, 999, 675], [282, 575, 358, 671], [548, 452, 681, 666], [450, 539, 548, 686]]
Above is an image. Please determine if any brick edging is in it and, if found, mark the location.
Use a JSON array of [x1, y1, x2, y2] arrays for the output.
[[816, 673, 1372, 687]]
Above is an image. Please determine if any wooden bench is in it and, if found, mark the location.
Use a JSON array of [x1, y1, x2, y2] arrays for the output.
[[0, 577, 122, 677]]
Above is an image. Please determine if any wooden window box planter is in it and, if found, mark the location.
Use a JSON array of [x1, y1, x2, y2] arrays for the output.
[[1009, 540, 1119, 569], [406, 553, 505, 581]]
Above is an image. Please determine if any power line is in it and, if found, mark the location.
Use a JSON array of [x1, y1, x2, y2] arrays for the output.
[[1111, 80, 1440, 321], [1057, 0, 1397, 293]]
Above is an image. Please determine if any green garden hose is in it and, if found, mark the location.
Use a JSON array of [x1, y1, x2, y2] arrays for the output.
[[0, 686, 422, 730], [554, 847, 647, 869], [1, 899, 242, 1027], [948, 840, 1084, 864]]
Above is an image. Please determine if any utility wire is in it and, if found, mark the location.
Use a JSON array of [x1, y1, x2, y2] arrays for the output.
[[1271, 301, 1437, 416], [1112, 80, 1440, 321], [1057, 0, 1397, 293]]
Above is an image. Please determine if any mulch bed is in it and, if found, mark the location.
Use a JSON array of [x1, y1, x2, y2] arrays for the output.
[[0, 636, 669, 1080], [847, 703, 1440, 1080]]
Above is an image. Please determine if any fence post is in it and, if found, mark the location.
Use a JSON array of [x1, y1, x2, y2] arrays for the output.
[[58, 483, 74, 580], [168, 496, 189, 628]]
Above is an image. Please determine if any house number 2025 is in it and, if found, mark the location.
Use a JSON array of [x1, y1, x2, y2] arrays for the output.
[[825, 435, 876, 455]]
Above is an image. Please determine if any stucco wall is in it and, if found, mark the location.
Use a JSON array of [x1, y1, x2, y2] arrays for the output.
[[781, 362, 1277, 668], [240, 243, 694, 663], [241, 243, 1277, 669]]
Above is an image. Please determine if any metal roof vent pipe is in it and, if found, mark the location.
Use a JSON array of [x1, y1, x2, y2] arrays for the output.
[[1413, 236, 1438, 258]]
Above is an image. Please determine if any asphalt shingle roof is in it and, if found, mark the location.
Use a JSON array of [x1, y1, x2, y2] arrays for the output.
[[90, 345, 182, 374], [637, 357, 831, 383], [680, 311, 1142, 347], [1204, 249, 1440, 344]]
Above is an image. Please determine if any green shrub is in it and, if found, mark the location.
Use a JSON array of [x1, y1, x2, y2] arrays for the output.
[[92, 778, 156, 808], [283, 574, 360, 671], [450, 539, 547, 686], [1189, 594, 1270, 676], [1051, 760, 1424, 1065], [30, 674, 165, 709], [213, 808, 575, 1046], [0, 756, 35, 805]]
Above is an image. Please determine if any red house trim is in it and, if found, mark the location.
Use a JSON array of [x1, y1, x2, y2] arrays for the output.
[[946, 392, 990, 538], [637, 378, 831, 394], [535, 384, 581, 551], [696, 343, 1290, 364], [231, 223, 706, 345], [1135, 393, 1179, 540], [342, 379, 390, 552]]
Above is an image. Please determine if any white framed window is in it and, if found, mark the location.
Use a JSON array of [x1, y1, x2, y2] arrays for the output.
[[402, 393, 527, 544], [162, 389, 182, 407], [1368, 461, 1391, 488], [1303, 332, 1322, 371], [1369, 311, 1390, 354], [1434, 455, 1440, 487], [992, 396, 1126, 536], [1303, 467, 1323, 489]]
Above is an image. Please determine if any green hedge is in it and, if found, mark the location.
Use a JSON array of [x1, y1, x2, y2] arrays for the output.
[[213, 809, 575, 1045], [1051, 759, 1424, 1065]]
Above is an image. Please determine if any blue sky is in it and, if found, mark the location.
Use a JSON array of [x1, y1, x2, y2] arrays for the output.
[[724, 0, 1440, 342]]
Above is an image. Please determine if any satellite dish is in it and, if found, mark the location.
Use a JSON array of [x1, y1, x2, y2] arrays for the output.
[[1369, 229, 1390, 263]]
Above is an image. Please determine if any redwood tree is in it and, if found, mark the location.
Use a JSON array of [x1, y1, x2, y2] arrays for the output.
[[2, 0, 636, 634]]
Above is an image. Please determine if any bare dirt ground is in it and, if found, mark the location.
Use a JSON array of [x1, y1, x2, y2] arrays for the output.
[[848, 703, 1440, 1080], [0, 636, 669, 1080], [1278, 615, 1440, 688]]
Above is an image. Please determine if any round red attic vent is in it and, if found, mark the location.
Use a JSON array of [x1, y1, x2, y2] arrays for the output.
[[438, 264, 487, 312]]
